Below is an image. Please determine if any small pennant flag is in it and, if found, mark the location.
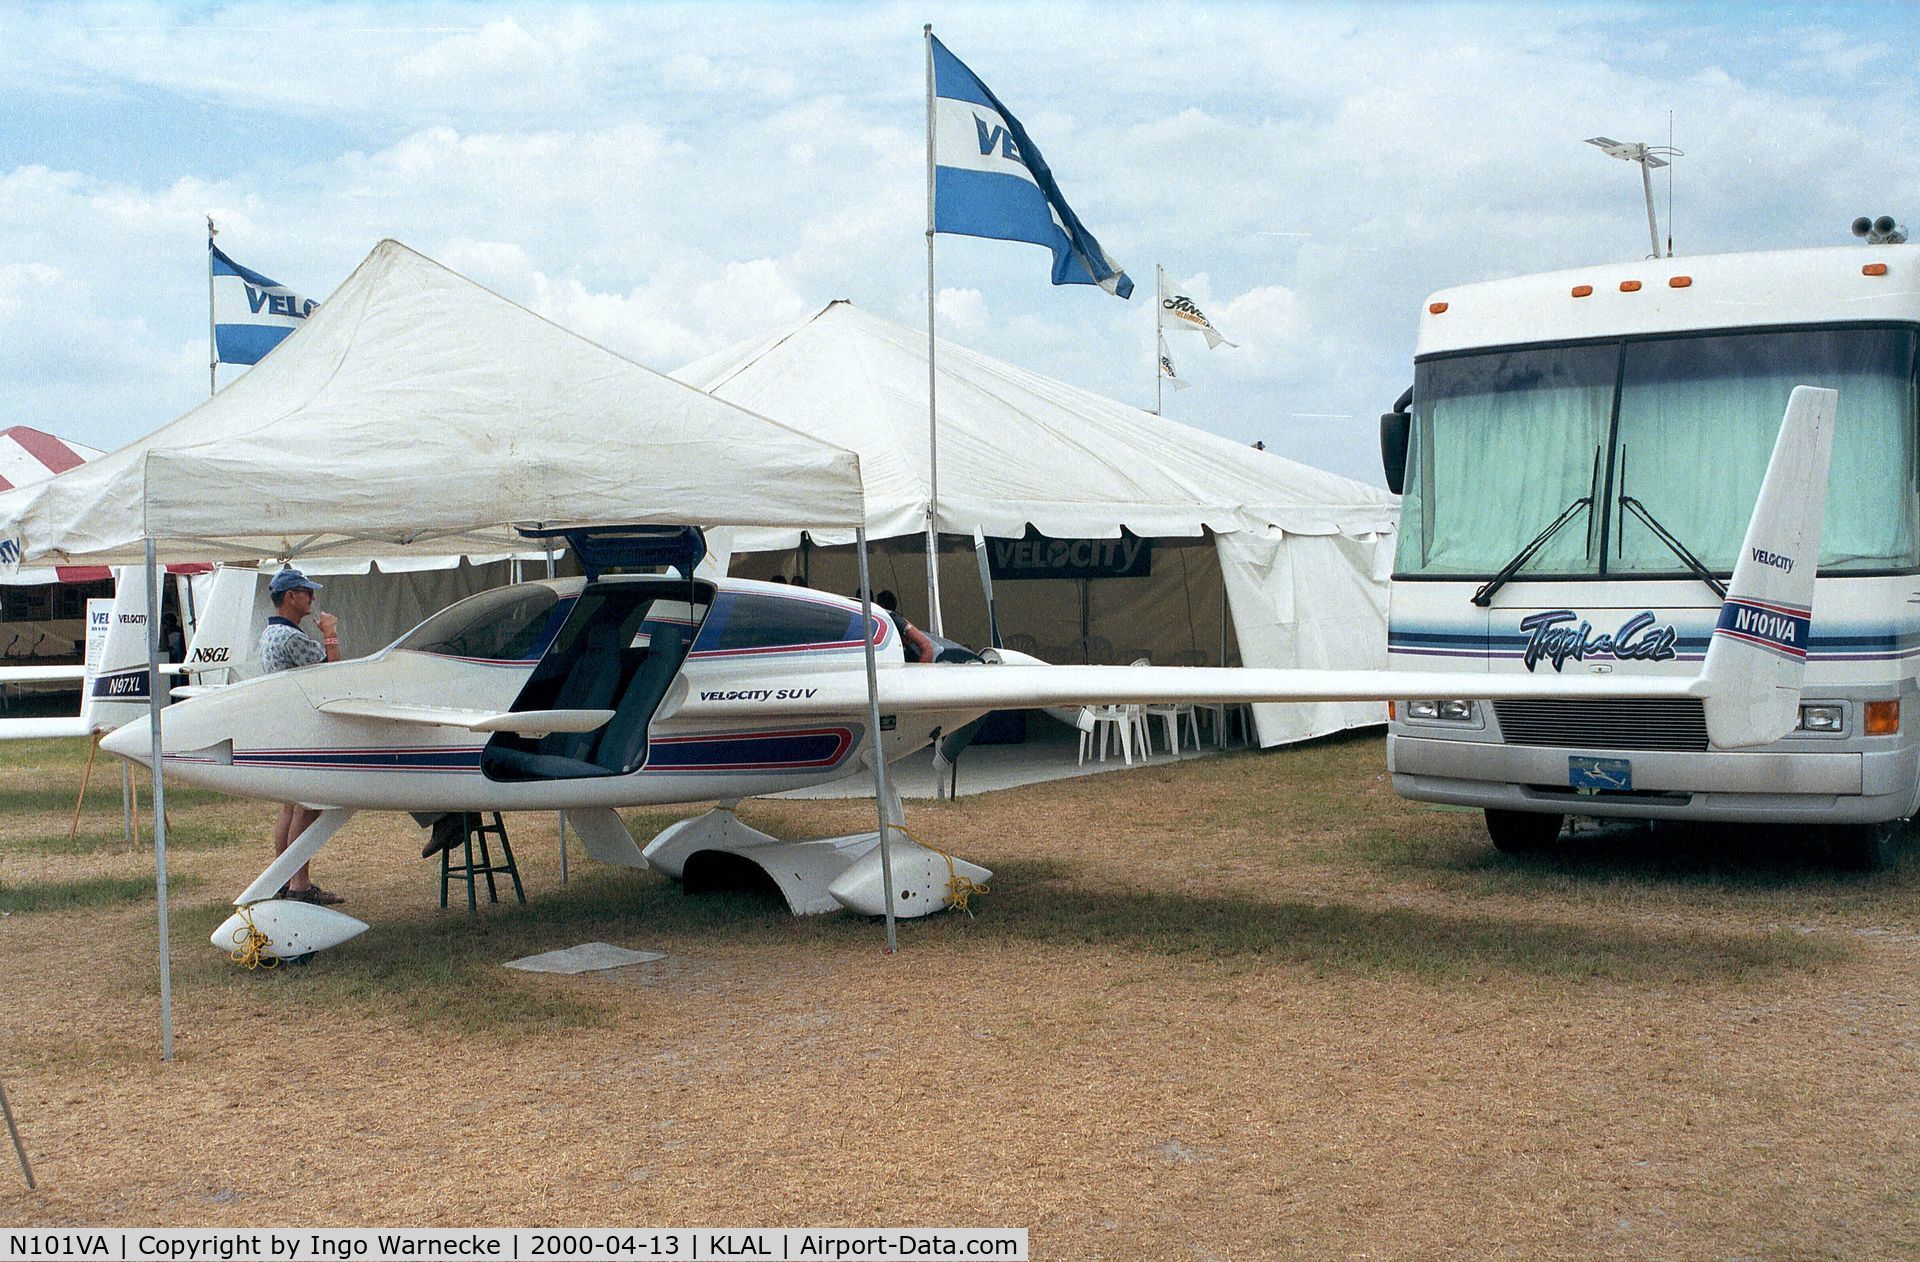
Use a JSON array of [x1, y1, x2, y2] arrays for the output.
[[1157, 265, 1235, 349], [1157, 333, 1189, 392], [211, 240, 319, 365]]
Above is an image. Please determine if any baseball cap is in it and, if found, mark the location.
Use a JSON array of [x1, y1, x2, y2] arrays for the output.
[[268, 568, 322, 596]]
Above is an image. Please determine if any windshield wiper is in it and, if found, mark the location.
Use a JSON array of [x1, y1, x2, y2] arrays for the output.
[[1615, 446, 1727, 599], [1470, 446, 1600, 607]]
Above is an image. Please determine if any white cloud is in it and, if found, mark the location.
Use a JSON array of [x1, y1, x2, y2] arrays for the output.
[[934, 287, 988, 334], [2, 1, 1919, 485]]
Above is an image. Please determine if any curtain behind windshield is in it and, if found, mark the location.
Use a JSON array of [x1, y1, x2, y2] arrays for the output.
[[1614, 330, 1917, 573], [1399, 344, 1616, 575]]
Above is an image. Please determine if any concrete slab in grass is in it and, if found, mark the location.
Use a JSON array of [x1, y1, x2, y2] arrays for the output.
[[504, 943, 666, 975]]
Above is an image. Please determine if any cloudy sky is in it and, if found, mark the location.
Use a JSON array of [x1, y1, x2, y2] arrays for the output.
[[2, 1, 1916, 486]]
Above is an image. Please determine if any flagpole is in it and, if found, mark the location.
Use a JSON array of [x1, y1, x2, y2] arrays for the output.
[[1154, 266, 1163, 416], [206, 216, 218, 397], [923, 23, 946, 637]]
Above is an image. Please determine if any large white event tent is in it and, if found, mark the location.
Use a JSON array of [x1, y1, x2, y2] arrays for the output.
[[676, 301, 1401, 746], [0, 239, 880, 1054]]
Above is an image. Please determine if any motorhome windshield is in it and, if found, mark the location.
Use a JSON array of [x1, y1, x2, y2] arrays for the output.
[[1396, 326, 1919, 580]]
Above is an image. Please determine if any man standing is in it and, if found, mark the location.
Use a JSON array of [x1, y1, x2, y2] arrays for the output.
[[260, 568, 346, 905]]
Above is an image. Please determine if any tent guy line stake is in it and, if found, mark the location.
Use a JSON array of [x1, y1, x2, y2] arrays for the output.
[[66, 734, 100, 843], [0, 1076, 32, 1189]]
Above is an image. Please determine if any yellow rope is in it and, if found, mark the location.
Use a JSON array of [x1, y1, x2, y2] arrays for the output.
[[227, 905, 279, 970], [896, 828, 990, 915]]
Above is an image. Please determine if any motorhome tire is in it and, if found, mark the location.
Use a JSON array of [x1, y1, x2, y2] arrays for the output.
[[1832, 820, 1905, 872], [1485, 808, 1563, 855]]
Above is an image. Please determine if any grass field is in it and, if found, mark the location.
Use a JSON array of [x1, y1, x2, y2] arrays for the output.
[[0, 732, 1915, 1259]]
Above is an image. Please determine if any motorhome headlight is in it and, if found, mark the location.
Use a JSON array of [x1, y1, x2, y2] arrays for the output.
[[1407, 699, 1477, 722], [1795, 703, 1844, 734]]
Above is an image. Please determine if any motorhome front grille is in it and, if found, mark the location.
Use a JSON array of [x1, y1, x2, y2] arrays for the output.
[[1491, 699, 1709, 752]]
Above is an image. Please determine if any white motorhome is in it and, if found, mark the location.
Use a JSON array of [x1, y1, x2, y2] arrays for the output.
[[1382, 243, 1918, 867]]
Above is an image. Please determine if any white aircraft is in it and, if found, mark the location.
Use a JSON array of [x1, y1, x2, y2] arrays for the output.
[[0, 563, 259, 741], [102, 387, 1839, 961]]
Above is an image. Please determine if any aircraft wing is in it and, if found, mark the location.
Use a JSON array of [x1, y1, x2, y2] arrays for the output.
[[671, 660, 1702, 720], [671, 386, 1840, 754], [315, 698, 614, 737], [0, 664, 85, 684], [0, 715, 88, 740]]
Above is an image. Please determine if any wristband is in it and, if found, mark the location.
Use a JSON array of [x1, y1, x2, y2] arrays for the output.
[[323, 637, 340, 646]]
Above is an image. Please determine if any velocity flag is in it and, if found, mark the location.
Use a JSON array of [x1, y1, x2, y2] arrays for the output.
[[931, 35, 1132, 298], [1157, 265, 1236, 348], [1157, 333, 1189, 392], [210, 240, 319, 365]]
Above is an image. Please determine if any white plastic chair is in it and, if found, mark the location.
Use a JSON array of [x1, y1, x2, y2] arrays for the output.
[[1077, 705, 1136, 765], [1147, 703, 1200, 755], [1122, 658, 1154, 760]]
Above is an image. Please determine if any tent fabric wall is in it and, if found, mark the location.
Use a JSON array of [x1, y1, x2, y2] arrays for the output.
[[1217, 528, 1395, 745], [734, 535, 1236, 668]]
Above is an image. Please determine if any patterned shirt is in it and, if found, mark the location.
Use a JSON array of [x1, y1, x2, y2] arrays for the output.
[[259, 616, 326, 674]]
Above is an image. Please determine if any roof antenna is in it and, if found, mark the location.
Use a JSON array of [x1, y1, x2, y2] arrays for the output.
[[1666, 111, 1675, 257], [1585, 134, 1684, 259]]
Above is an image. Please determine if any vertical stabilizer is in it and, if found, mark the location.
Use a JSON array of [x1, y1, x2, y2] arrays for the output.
[[88, 565, 165, 734], [180, 564, 259, 683], [1701, 385, 1837, 748]]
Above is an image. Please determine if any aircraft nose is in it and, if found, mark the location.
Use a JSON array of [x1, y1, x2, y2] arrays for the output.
[[100, 720, 150, 765]]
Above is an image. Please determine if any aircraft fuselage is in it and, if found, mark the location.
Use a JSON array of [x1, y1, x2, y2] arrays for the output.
[[118, 576, 982, 811]]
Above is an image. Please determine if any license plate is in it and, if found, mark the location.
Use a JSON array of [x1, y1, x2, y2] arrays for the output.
[[1568, 756, 1632, 791]]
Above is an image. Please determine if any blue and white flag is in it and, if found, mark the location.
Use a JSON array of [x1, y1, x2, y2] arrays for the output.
[[931, 35, 1133, 299], [210, 240, 318, 365]]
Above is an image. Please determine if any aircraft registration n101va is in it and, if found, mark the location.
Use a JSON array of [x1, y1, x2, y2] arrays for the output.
[[102, 387, 1839, 962]]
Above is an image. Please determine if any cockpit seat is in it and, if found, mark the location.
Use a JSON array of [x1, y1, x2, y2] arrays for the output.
[[590, 625, 689, 773], [481, 623, 629, 780], [542, 624, 627, 761], [481, 624, 691, 781]]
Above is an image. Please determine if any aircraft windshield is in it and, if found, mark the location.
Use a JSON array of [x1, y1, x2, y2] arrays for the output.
[[1396, 326, 1920, 579], [394, 585, 562, 662]]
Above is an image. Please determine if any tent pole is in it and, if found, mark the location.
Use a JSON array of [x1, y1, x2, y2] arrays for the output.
[[144, 538, 175, 1061], [1219, 582, 1231, 748], [545, 543, 567, 884], [856, 527, 898, 953], [922, 23, 945, 637], [1154, 270, 1163, 416], [971, 527, 1000, 649]]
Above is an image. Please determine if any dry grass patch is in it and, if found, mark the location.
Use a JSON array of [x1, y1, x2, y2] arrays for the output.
[[0, 732, 1915, 1260]]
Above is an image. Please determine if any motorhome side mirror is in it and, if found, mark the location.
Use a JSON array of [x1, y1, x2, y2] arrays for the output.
[[1380, 411, 1411, 495]]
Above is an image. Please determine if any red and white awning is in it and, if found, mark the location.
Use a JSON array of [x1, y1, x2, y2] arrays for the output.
[[0, 427, 202, 584], [0, 426, 99, 493]]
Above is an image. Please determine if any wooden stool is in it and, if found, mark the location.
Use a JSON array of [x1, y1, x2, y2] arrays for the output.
[[439, 811, 525, 913]]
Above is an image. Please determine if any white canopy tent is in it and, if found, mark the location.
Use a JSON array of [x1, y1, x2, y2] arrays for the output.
[[675, 300, 1401, 746], [0, 241, 864, 566], [0, 240, 892, 1055]]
